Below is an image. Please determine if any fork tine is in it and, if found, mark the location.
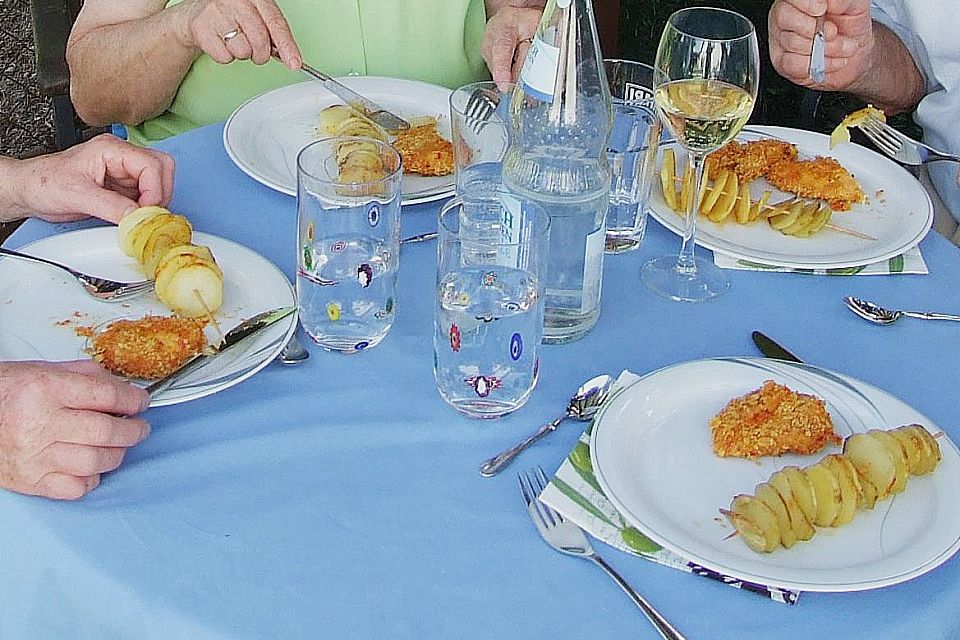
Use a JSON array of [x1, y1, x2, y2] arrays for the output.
[[859, 123, 899, 157], [517, 470, 534, 506], [861, 119, 901, 149]]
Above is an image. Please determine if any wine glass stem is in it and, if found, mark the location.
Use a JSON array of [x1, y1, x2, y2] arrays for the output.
[[676, 152, 706, 276]]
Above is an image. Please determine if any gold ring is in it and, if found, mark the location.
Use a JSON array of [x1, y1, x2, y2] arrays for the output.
[[520, 37, 534, 45], [221, 27, 242, 43]]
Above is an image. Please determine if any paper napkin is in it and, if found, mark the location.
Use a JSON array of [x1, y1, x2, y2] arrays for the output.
[[538, 370, 801, 605], [713, 246, 928, 275]]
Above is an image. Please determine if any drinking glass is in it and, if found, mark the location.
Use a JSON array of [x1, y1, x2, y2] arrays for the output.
[[605, 101, 661, 254], [296, 137, 402, 352], [449, 81, 514, 201], [434, 197, 550, 419], [641, 8, 759, 302], [604, 58, 655, 103]]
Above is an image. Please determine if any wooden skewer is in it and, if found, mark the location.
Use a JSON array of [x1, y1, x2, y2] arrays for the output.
[[193, 289, 224, 346]]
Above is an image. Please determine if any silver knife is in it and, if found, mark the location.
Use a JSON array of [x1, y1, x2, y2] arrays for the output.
[[146, 306, 296, 396], [272, 48, 410, 133], [809, 14, 826, 85], [751, 331, 803, 363]]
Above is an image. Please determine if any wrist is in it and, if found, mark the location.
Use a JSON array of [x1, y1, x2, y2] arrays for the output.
[[165, 2, 202, 55]]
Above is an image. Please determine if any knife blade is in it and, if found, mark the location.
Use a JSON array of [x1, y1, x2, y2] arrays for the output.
[[751, 331, 803, 363], [145, 306, 296, 396], [808, 14, 826, 84], [272, 48, 410, 133]]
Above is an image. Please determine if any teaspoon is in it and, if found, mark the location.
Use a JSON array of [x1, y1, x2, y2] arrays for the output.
[[479, 374, 615, 477], [844, 296, 960, 325]]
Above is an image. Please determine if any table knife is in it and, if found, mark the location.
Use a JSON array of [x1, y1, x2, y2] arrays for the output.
[[272, 49, 410, 133], [751, 331, 803, 363], [146, 306, 296, 396], [808, 14, 826, 84]]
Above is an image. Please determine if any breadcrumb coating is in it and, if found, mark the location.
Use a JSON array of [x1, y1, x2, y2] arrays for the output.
[[764, 156, 865, 211], [710, 380, 841, 459], [392, 124, 454, 176], [707, 139, 798, 182], [90, 316, 206, 380]]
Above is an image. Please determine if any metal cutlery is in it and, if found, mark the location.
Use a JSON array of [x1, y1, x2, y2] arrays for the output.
[[808, 14, 826, 84], [844, 295, 960, 325], [479, 374, 614, 477], [277, 333, 310, 365], [463, 85, 499, 134], [857, 114, 960, 166], [0, 246, 154, 302], [518, 467, 686, 640], [400, 231, 438, 245], [271, 48, 409, 133], [751, 330, 803, 363]]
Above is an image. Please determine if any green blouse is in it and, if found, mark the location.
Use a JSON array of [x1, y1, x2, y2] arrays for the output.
[[129, 0, 489, 145]]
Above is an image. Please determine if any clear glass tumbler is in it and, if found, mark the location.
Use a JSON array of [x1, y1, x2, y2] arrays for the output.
[[449, 81, 515, 202], [434, 197, 550, 418], [296, 136, 402, 353]]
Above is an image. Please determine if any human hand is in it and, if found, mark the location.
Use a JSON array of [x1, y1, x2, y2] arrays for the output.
[[0, 360, 150, 500], [177, 0, 301, 69], [768, 0, 873, 90], [482, 6, 543, 85], [5, 135, 174, 225]]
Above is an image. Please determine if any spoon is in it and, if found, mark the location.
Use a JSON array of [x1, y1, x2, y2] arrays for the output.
[[277, 334, 310, 365], [844, 296, 960, 325], [479, 374, 615, 477]]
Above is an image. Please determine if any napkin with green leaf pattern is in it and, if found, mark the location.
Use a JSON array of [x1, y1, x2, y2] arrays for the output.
[[538, 370, 801, 605], [713, 246, 927, 275]]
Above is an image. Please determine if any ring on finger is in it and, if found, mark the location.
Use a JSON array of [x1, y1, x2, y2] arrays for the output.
[[221, 27, 243, 43], [519, 37, 534, 45]]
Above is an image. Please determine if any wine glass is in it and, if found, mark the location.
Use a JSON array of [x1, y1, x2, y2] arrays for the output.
[[641, 7, 759, 302]]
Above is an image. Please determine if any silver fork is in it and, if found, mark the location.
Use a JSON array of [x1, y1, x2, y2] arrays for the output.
[[0, 247, 153, 302], [463, 86, 499, 134], [858, 114, 960, 166], [518, 467, 686, 640]]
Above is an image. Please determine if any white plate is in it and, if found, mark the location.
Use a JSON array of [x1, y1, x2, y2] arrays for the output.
[[223, 78, 455, 205], [648, 126, 934, 269], [0, 228, 296, 407], [590, 357, 960, 592]]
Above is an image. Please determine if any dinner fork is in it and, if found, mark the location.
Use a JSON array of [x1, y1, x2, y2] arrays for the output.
[[0, 247, 154, 302], [463, 85, 499, 134], [518, 467, 686, 640], [858, 114, 960, 166]]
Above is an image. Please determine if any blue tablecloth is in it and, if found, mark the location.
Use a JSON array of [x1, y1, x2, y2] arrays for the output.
[[3, 123, 959, 640]]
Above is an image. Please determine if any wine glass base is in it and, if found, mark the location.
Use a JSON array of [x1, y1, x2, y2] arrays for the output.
[[640, 254, 730, 302]]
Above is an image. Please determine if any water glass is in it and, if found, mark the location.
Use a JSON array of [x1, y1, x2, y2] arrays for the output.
[[296, 137, 402, 353], [434, 197, 550, 419], [604, 58, 655, 103], [605, 102, 662, 253], [449, 81, 514, 201]]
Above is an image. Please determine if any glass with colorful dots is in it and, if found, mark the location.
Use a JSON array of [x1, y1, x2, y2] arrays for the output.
[[296, 137, 402, 353], [434, 197, 550, 418]]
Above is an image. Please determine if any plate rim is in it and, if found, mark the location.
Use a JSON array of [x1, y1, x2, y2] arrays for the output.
[[648, 125, 934, 269], [222, 77, 456, 206], [589, 356, 960, 592], [11, 226, 297, 407]]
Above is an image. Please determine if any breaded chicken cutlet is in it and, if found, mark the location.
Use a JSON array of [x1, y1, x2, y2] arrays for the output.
[[764, 156, 865, 211], [706, 139, 798, 182], [90, 315, 206, 380], [710, 380, 841, 459], [392, 124, 454, 176]]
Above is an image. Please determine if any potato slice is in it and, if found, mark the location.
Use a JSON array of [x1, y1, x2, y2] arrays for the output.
[[781, 201, 819, 236], [129, 212, 176, 267], [769, 200, 804, 230], [911, 424, 942, 474], [843, 432, 897, 500], [155, 245, 221, 307], [755, 482, 797, 548], [890, 426, 924, 475], [821, 454, 858, 526], [700, 168, 727, 217], [805, 462, 841, 527], [659, 148, 678, 212], [158, 262, 224, 318], [749, 191, 772, 222], [734, 180, 751, 224], [318, 104, 355, 134], [781, 465, 818, 524], [706, 172, 738, 223], [118, 206, 167, 257], [868, 429, 910, 493], [769, 470, 815, 540], [679, 162, 693, 214], [141, 215, 192, 277], [728, 495, 780, 553]]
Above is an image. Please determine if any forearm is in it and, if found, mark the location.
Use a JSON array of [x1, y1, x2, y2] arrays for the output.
[[846, 22, 925, 115], [485, 0, 545, 18], [0, 158, 29, 222], [67, 4, 199, 126]]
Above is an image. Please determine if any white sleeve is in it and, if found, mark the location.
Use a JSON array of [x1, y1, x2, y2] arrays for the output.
[[870, 1, 940, 94]]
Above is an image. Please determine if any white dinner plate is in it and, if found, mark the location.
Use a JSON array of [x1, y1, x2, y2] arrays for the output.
[[0, 227, 297, 407], [648, 126, 934, 269], [590, 357, 960, 592], [223, 77, 455, 205]]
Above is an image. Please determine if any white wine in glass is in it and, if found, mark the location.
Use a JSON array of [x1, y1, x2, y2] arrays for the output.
[[642, 8, 759, 302]]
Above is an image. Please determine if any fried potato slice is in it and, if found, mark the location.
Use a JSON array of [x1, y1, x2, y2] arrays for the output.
[[119, 206, 168, 257], [843, 432, 897, 501], [804, 462, 841, 527], [660, 148, 679, 212], [726, 495, 781, 553], [755, 482, 797, 548], [768, 470, 815, 541], [781, 465, 818, 524]]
